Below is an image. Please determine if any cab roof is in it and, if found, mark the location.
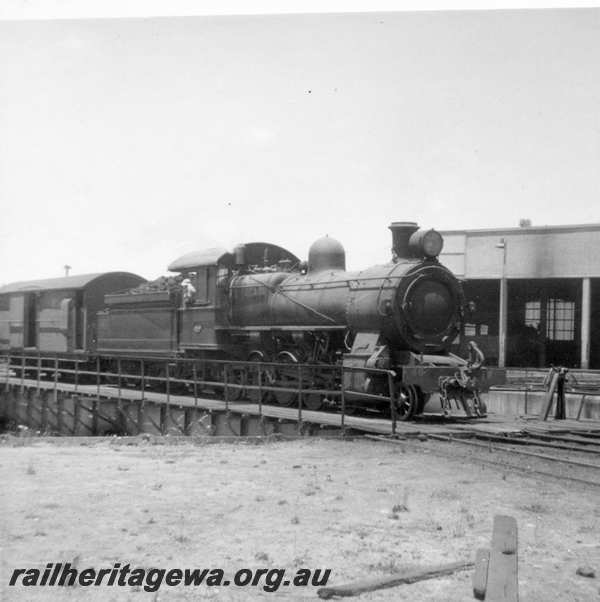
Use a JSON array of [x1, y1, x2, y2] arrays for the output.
[[168, 242, 299, 272]]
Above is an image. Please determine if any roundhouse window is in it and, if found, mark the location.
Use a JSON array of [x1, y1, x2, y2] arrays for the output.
[[546, 299, 575, 341]]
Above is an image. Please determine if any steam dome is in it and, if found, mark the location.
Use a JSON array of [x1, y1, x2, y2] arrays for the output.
[[307, 236, 346, 272]]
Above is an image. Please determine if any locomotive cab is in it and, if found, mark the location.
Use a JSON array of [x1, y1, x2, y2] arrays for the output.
[[167, 248, 232, 352], [170, 242, 300, 355]]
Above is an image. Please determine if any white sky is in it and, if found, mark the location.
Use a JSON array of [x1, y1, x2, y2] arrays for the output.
[[1, 2, 599, 284]]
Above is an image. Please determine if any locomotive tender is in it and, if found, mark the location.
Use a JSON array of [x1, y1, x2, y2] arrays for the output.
[[94, 221, 504, 418]]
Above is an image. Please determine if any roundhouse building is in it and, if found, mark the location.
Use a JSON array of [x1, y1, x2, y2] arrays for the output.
[[439, 223, 600, 369]]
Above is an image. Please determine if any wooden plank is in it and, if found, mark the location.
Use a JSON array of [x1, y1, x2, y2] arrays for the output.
[[486, 515, 518, 602], [316, 561, 474, 599], [473, 548, 490, 600], [540, 373, 558, 421]]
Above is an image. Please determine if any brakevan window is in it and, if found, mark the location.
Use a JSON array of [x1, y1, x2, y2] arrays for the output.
[[546, 299, 575, 341]]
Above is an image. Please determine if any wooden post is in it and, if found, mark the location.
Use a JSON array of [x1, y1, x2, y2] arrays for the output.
[[485, 515, 518, 602], [472, 548, 490, 600], [74, 359, 79, 394], [540, 370, 559, 421], [554, 369, 566, 420]]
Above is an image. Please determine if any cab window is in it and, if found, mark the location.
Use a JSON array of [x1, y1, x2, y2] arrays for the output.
[[191, 267, 216, 305]]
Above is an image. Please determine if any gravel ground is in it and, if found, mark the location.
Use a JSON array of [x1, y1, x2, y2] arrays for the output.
[[0, 436, 599, 601]]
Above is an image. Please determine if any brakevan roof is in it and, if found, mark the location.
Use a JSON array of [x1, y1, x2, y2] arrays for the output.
[[0, 272, 141, 295]]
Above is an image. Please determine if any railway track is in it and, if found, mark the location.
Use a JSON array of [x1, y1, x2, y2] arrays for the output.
[[366, 423, 600, 488]]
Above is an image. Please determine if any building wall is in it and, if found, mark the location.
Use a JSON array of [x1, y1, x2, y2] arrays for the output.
[[441, 226, 600, 280]]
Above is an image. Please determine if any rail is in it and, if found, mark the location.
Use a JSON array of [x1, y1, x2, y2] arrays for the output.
[[0, 351, 400, 435]]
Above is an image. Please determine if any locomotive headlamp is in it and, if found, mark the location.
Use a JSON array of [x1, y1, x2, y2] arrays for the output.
[[409, 229, 444, 258]]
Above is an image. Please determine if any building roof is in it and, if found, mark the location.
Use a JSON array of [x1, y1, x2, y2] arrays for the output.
[[0, 272, 137, 295], [439, 222, 600, 236]]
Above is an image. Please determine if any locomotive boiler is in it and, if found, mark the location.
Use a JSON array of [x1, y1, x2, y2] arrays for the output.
[[229, 223, 460, 355]]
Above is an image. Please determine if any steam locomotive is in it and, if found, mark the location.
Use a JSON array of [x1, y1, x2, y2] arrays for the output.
[[0, 222, 505, 419], [96, 221, 503, 417]]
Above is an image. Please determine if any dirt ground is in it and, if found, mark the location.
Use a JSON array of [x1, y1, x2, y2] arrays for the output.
[[0, 436, 599, 601]]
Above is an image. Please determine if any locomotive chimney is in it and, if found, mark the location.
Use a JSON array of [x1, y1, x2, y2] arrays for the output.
[[389, 221, 419, 260]]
